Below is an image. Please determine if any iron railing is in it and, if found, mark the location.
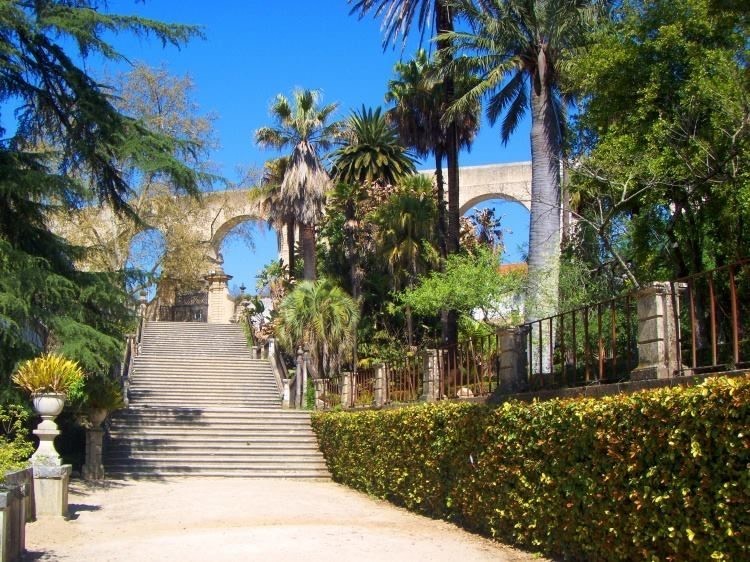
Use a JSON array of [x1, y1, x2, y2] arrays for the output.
[[436, 333, 502, 399], [673, 260, 750, 374], [523, 294, 639, 390], [384, 354, 423, 403], [311, 260, 750, 408]]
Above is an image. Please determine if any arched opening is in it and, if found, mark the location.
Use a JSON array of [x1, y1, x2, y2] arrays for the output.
[[217, 217, 279, 297], [125, 227, 166, 300], [462, 197, 530, 263]]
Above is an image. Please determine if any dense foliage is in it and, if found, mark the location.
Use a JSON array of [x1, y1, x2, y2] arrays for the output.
[[313, 375, 750, 561], [567, 0, 750, 283], [0, 1, 201, 377]]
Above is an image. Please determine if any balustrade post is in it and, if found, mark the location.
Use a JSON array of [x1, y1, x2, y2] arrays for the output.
[[497, 326, 530, 394], [631, 282, 684, 380], [422, 349, 441, 402], [373, 364, 386, 407], [341, 372, 353, 409]]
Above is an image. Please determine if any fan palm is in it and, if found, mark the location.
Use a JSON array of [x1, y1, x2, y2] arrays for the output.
[[331, 106, 417, 186], [444, 0, 593, 322], [249, 157, 297, 274], [255, 89, 341, 280], [276, 279, 360, 378]]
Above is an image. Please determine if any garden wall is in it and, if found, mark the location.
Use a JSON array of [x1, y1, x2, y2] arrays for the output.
[[312, 375, 749, 561]]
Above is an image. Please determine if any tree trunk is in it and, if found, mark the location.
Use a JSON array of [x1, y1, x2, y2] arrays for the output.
[[526, 71, 561, 325], [437, 2, 459, 346], [435, 149, 447, 260], [286, 218, 296, 277], [300, 223, 317, 281], [446, 124, 460, 255]]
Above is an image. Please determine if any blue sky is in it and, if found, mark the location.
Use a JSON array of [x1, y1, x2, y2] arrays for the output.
[[94, 2, 531, 291]]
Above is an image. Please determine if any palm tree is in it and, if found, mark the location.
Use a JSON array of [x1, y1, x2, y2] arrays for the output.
[[385, 48, 480, 259], [249, 157, 297, 274], [255, 89, 341, 281], [276, 279, 360, 378], [444, 0, 592, 322], [331, 106, 417, 186], [349, 0, 464, 254], [372, 175, 438, 344]]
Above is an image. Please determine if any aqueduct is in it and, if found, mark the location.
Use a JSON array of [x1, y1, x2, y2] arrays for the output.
[[53, 161, 531, 278], [200, 162, 532, 263]]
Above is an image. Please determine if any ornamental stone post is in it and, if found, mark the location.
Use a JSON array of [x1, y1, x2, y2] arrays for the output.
[[422, 350, 441, 402], [497, 326, 530, 395], [203, 264, 234, 324], [340, 372, 353, 409], [631, 282, 685, 380], [82, 428, 105, 481], [373, 364, 387, 407]]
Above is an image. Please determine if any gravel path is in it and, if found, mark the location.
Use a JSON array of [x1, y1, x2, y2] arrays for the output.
[[23, 478, 544, 562]]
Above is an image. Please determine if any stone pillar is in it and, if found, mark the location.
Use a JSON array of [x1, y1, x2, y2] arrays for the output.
[[203, 265, 234, 324], [32, 465, 71, 518], [631, 282, 684, 380], [422, 350, 441, 402], [340, 372, 353, 409], [497, 326, 530, 394], [373, 364, 387, 407], [314, 379, 327, 410], [82, 428, 104, 481], [282, 379, 291, 409]]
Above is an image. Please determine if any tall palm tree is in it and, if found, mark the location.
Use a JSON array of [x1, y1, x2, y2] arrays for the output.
[[444, 0, 591, 322], [349, 0, 464, 254], [255, 89, 341, 281], [385, 48, 480, 259], [331, 106, 417, 186], [249, 157, 297, 274]]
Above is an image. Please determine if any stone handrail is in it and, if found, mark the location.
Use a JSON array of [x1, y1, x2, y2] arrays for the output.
[[266, 339, 286, 401], [118, 315, 144, 407]]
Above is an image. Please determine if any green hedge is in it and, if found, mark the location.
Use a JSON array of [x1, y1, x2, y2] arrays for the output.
[[312, 376, 750, 561]]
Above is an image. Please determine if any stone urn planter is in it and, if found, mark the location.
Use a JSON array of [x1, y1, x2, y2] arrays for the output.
[[87, 407, 108, 428], [30, 393, 66, 466]]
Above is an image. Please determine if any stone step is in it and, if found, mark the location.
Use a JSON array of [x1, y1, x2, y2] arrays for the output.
[[106, 465, 331, 481], [105, 455, 326, 470]]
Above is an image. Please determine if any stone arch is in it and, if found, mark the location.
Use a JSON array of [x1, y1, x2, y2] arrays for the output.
[[455, 162, 532, 215]]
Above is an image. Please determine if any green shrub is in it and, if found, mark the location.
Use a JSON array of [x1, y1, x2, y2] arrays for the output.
[[0, 404, 34, 478], [312, 375, 750, 561]]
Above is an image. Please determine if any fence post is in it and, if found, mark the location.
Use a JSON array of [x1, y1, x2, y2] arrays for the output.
[[341, 372, 353, 409], [631, 282, 683, 380], [497, 326, 530, 394], [374, 364, 386, 407], [422, 349, 441, 401]]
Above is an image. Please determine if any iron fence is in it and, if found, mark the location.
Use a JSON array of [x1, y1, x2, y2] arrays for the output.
[[384, 354, 423, 404], [523, 294, 638, 390], [436, 332, 502, 399], [673, 260, 750, 374]]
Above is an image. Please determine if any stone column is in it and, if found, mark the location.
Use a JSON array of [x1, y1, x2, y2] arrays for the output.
[[203, 265, 234, 324], [631, 282, 684, 380], [497, 326, 530, 395], [422, 350, 441, 402], [32, 465, 71, 518], [82, 428, 104, 481], [340, 372, 353, 409], [373, 364, 387, 407]]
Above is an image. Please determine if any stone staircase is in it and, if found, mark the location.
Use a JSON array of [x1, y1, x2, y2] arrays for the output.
[[104, 321, 329, 478]]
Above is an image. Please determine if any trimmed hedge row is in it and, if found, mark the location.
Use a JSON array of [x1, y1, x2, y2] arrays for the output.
[[311, 375, 750, 561]]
